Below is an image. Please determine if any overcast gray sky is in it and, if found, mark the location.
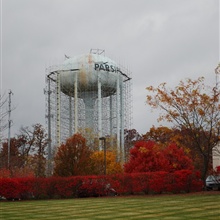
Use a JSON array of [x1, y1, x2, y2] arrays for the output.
[[0, 0, 219, 138]]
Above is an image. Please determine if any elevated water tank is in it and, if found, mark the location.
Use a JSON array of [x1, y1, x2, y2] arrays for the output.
[[60, 53, 120, 97]]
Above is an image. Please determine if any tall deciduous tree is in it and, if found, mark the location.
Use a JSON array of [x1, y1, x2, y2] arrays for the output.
[[0, 138, 23, 170], [0, 137, 35, 177], [146, 77, 220, 181], [54, 134, 92, 176], [0, 124, 47, 177], [143, 126, 173, 146], [18, 124, 48, 177], [31, 124, 48, 177]]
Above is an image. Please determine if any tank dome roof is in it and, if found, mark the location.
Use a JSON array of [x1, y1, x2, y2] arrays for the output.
[[59, 53, 120, 97]]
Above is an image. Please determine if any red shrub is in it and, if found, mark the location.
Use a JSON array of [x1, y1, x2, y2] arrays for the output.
[[0, 178, 20, 199], [77, 176, 107, 197], [136, 173, 151, 194], [0, 170, 202, 200], [148, 171, 168, 193], [18, 177, 35, 199], [106, 174, 123, 194], [54, 176, 82, 198]]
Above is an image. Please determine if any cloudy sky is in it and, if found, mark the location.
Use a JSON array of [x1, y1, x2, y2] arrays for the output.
[[0, 0, 219, 138]]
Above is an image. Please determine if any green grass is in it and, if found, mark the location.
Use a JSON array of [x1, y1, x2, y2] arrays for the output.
[[0, 192, 220, 219]]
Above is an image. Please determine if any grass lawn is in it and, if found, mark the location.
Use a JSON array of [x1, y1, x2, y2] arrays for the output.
[[0, 192, 220, 219]]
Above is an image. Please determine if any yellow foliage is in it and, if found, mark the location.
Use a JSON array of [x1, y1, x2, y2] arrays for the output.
[[172, 163, 177, 168], [90, 151, 123, 175], [139, 147, 148, 153]]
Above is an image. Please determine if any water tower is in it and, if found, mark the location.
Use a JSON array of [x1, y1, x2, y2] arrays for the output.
[[45, 49, 132, 166]]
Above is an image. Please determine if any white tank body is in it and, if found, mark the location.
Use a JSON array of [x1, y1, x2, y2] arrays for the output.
[[60, 53, 119, 97]]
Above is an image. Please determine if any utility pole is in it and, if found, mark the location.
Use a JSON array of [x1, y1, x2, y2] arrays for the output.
[[8, 90, 13, 169]]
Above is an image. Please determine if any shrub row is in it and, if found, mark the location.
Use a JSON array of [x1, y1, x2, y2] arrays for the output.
[[0, 169, 203, 200]]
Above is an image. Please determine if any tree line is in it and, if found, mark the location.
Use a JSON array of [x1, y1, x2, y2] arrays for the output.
[[0, 77, 220, 183]]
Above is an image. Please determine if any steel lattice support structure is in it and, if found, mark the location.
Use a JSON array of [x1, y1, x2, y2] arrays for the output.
[[45, 51, 132, 174]]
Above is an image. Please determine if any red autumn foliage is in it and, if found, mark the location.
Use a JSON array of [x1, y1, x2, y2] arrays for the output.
[[0, 167, 35, 178], [0, 178, 21, 199], [146, 77, 220, 182], [0, 168, 11, 178], [163, 143, 194, 172], [54, 134, 92, 176], [124, 141, 194, 173], [0, 170, 202, 200]]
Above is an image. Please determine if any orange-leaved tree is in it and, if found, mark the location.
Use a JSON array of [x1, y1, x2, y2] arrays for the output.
[[90, 151, 123, 175], [146, 77, 220, 181], [124, 140, 194, 173], [143, 126, 174, 146], [54, 133, 92, 176]]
